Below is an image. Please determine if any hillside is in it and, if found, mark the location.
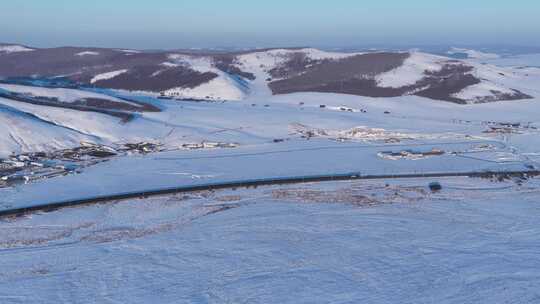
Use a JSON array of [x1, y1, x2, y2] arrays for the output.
[[0, 44, 534, 104]]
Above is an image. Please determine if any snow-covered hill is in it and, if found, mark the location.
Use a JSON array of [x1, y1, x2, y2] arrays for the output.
[[0, 102, 93, 156], [0, 45, 539, 159], [0, 46, 535, 103], [155, 49, 534, 103], [447, 47, 500, 60], [160, 55, 249, 101], [0, 44, 34, 54]]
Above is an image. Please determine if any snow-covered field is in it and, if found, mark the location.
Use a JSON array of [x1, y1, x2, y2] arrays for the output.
[[1, 177, 539, 303], [1, 85, 539, 208], [0, 47, 539, 303]]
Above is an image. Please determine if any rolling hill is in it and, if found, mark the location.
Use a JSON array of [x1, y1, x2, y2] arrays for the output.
[[0, 44, 534, 103]]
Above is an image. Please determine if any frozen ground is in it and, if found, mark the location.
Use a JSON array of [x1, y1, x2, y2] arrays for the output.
[[0, 176, 539, 303], [0, 138, 529, 211], [0, 48, 539, 303], [1, 87, 539, 211]]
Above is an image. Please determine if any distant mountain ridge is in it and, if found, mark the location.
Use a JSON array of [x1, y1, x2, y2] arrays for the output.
[[0, 43, 534, 104]]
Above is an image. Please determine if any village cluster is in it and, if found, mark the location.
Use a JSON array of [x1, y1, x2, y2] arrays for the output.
[[377, 148, 445, 160], [0, 142, 161, 187], [0, 140, 243, 188]]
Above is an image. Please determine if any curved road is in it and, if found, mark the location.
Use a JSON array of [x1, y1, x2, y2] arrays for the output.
[[0, 169, 537, 218]]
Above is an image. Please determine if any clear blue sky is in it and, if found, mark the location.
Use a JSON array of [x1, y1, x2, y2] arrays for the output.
[[1, 0, 539, 49]]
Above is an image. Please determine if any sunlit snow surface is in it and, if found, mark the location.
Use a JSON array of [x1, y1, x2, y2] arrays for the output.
[[0, 48, 540, 303], [0, 177, 539, 303], [90, 69, 129, 83], [0, 45, 34, 54]]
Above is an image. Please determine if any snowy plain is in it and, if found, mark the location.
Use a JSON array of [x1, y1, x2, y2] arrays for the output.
[[0, 48, 539, 303], [1, 177, 539, 303]]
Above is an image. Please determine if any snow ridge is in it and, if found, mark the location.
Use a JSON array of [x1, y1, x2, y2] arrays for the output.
[[0, 45, 34, 54], [91, 70, 129, 84]]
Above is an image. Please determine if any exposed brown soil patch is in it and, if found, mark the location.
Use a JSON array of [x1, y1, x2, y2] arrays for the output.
[[71, 97, 159, 112], [92, 66, 218, 92], [269, 52, 410, 97], [269, 182, 429, 206]]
